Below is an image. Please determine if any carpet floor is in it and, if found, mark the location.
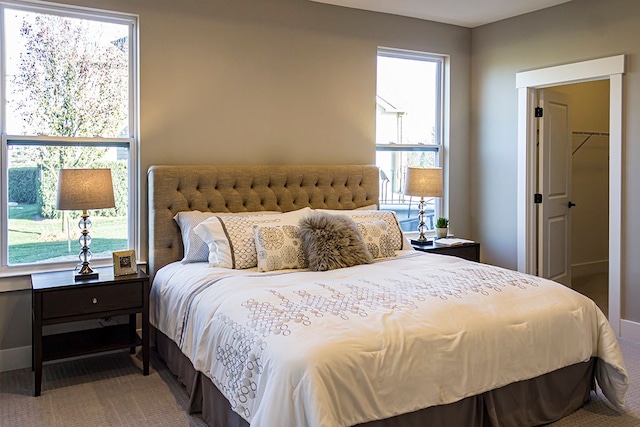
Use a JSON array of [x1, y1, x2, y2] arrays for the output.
[[1, 339, 639, 426]]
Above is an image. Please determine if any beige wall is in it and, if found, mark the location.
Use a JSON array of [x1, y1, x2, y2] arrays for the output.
[[0, 0, 472, 367], [471, 0, 640, 320], [555, 81, 609, 275]]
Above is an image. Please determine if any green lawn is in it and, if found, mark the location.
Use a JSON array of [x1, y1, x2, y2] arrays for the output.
[[8, 204, 128, 265]]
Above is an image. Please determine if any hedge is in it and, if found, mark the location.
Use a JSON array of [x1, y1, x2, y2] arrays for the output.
[[8, 167, 39, 204]]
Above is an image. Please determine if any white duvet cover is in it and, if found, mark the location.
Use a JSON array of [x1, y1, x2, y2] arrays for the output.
[[150, 251, 628, 427]]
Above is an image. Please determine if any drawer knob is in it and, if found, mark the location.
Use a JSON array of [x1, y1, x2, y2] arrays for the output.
[[92, 298, 98, 304]]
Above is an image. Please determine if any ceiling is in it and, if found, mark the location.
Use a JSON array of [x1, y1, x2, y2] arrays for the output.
[[310, 0, 573, 28]]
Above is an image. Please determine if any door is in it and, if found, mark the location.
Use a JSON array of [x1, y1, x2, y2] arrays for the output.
[[538, 89, 573, 286]]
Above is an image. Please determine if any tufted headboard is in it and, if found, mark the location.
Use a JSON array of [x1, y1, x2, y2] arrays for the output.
[[147, 164, 379, 279]]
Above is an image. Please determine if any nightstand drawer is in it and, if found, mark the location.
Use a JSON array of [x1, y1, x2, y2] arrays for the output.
[[432, 245, 479, 261], [42, 282, 143, 319]]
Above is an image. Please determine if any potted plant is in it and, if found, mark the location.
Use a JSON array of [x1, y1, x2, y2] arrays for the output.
[[435, 217, 449, 239]]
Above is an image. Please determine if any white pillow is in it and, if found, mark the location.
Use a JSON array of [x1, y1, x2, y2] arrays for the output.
[[194, 207, 311, 269], [316, 209, 406, 250], [357, 220, 396, 259], [173, 211, 217, 263], [254, 224, 307, 272], [174, 210, 279, 263]]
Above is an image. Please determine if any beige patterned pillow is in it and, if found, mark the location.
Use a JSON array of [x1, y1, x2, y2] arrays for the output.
[[317, 209, 405, 250], [357, 220, 396, 259], [193, 208, 311, 269], [254, 224, 307, 272]]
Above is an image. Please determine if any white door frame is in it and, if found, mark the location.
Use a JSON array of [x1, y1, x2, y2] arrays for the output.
[[515, 55, 625, 335]]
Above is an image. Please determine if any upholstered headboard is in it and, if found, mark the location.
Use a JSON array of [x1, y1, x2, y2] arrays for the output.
[[147, 164, 379, 278]]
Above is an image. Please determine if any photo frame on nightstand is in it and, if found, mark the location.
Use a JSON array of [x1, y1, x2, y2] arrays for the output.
[[113, 249, 137, 276]]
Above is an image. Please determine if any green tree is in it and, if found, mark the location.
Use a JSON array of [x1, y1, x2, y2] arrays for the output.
[[9, 13, 128, 219]]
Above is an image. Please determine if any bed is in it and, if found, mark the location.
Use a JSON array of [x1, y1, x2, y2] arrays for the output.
[[147, 164, 628, 427]]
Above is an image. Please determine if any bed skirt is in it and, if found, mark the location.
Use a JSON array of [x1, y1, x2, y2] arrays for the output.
[[156, 330, 595, 427]]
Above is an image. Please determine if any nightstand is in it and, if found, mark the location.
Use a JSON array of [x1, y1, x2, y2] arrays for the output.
[[31, 267, 149, 396], [411, 240, 480, 262]]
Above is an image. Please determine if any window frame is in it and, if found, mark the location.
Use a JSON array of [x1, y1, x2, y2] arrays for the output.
[[375, 47, 447, 233], [0, 0, 139, 278]]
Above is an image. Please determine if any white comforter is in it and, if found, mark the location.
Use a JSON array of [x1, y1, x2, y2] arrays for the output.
[[150, 251, 628, 427]]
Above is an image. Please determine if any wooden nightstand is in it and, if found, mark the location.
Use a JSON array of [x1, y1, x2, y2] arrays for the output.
[[411, 240, 480, 262], [31, 267, 149, 396]]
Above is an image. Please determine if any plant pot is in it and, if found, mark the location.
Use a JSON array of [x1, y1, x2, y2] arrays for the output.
[[435, 227, 448, 239]]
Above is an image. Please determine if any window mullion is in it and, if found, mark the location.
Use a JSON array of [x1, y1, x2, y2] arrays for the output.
[[1, 134, 9, 267]]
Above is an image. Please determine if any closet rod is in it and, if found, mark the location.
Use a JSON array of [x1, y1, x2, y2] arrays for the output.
[[572, 131, 609, 155], [572, 131, 610, 136]]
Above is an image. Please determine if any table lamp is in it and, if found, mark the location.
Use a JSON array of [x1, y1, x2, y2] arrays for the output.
[[404, 167, 443, 245], [56, 168, 115, 281]]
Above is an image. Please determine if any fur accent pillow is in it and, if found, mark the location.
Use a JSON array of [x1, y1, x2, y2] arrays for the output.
[[299, 212, 373, 271]]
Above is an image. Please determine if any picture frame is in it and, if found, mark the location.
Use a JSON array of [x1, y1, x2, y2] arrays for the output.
[[113, 249, 137, 276]]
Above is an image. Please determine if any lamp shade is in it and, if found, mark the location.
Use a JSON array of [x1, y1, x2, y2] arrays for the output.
[[56, 168, 116, 211], [404, 167, 443, 198]]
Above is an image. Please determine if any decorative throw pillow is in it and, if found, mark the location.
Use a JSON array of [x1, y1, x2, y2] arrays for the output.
[[357, 220, 396, 259], [194, 208, 311, 269], [174, 210, 279, 264], [298, 212, 373, 271], [317, 209, 407, 250], [254, 224, 307, 272]]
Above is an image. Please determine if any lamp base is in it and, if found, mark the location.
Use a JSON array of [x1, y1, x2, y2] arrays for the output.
[[73, 265, 99, 282], [411, 238, 433, 246], [74, 255, 99, 281], [74, 271, 99, 282]]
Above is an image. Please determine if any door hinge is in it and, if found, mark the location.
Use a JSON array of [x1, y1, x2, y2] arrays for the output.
[[534, 193, 542, 204], [535, 107, 543, 118]]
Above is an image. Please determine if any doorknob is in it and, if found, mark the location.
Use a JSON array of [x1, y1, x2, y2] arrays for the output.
[[568, 201, 576, 208]]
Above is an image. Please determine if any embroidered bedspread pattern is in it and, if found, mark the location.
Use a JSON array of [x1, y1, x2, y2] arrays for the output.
[[150, 253, 628, 427]]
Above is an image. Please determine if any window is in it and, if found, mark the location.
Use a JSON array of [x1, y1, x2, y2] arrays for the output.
[[1, 2, 138, 274], [376, 48, 445, 233]]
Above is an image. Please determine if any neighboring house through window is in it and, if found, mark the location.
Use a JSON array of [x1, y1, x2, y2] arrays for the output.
[[376, 48, 445, 233], [1, 1, 138, 274]]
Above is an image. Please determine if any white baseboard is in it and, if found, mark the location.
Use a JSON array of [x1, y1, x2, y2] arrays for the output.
[[620, 319, 640, 342], [572, 260, 608, 278], [0, 345, 31, 373]]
